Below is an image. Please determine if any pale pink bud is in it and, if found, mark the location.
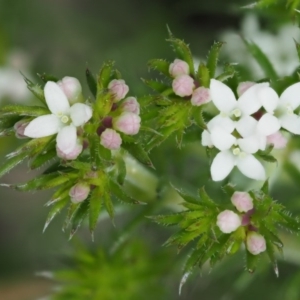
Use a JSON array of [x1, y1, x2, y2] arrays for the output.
[[57, 76, 83, 104], [237, 81, 256, 97], [246, 232, 266, 255], [57, 140, 83, 160], [216, 210, 241, 234], [169, 59, 189, 77], [14, 120, 29, 139], [267, 131, 287, 149], [100, 128, 122, 150], [231, 191, 253, 213], [69, 183, 90, 203], [172, 75, 195, 97], [120, 97, 140, 115], [113, 112, 141, 135], [191, 87, 211, 106], [108, 79, 129, 102]]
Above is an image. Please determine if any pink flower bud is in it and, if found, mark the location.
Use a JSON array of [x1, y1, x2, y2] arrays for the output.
[[14, 120, 29, 139], [57, 76, 83, 104], [216, 210, 241, 234], [231, 191, 253, 213], [69, 183, 90, 203], [246, 232, 266, 255], [113, 112, 141, 135], [267, 131, 287, 149], [100, 128, 122, 150], [56, 140, 83, 160], [237, 81, 256, 97], [169, 59, 189, 77], [172, 75, 195, 97], [191, 87, 211, 106], [108, 79, 129, 102], [120, 97, 140, 115]]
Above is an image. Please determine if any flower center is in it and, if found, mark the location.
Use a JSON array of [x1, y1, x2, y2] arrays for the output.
[[232, 147, 241, 156], [61, 115, 69, 124], [232, 108, 241, 118]]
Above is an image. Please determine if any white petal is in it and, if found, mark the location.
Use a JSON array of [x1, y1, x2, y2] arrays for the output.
[[280, 113, 300, 134], [238, 83, 266, 115], [207, 115, 235, 133], [258, 134, 267, 151], [258, 86, 279, 113], [24, 114, 61, 138], [44, 81, 70, 115], [236, 115, 257, 137], [211, 127, 236, 151], [210, 79, 237, 113], [280, 82, 300, 110], [236, 154, 265, 180], [257, 113, 281, 136], [56, 125, 77, 154], [211, 150, 235, 181], [70, 103, 93, 127], [201, 130, 212, 147], [237, 136, 260, 154]]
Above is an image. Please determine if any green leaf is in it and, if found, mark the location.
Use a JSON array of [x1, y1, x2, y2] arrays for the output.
[[109, 178, 142, 204], [21, 73, 45, 103], [0, 152, 28, 179], [197, 63, 210, 87], [103, 191, 114, 221], [258, 154, 277, 163], [294, 39, 300, 62], [95, 89, 114, 118], [0, 115, 22, 130], [261, 180, 269, 194], [148, 59, 170, 77], [266, 239, 279, 277], [30, 148, 57, 169], [142, 78, 170, 93], [89, 187, 103, 234], [243, 39, 278, 82], [86, 68, 97, 98], [171, 185, 199, 204], [0, 105, 50, 117], [215, 64, 236, 82], [149, 213, 183, 226], [98, 60, 115, 89], [192, 106, 206, 129], [70, 200, 90, 239], [198, 187, 215, 207], [246, 250, 259, 273], [37, 72, 59, 83], [116, 156, 126, 185], [222, 183, 236, 197], [122, 142, 153, 168], [89, 134, 102, 169], [206, 41, 224, 78], [43, 197, 69, 232], [167, 36, 195, 76], [62, 202, 79, 232]]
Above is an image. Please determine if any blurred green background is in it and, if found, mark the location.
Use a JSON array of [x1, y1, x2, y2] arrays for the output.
[[1, 0, 300, 299]]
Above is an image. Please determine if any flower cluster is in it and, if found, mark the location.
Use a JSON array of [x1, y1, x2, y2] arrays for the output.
[[169, 59, 211, 106], [216, 191, 266, 255], [202, 79, 299, 181], [98, 79, 141, 150], [23, 77, 92, 160]]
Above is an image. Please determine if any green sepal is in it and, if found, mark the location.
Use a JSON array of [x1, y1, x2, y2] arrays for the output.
[[37, 72, 59, 83], [0, 152, 28, 179], [86, 68, 97, 98], [98, 60, 115, 89], [222, 183, 236, 197], [69, 200, 90, 239], [206, 41, 224, 78], [148, 59, 170, 77], [109, 178, 143, 204], [216, 63, 236, 82], [197, 63, 210, 87], [21, 73, 45, 103], [46, 182, 74, 207], [0, 105, 50, 117], [142, 78, 170, 93], [122, 142, 153, 168], [43, 197, 69, 232], [89, 187, 103, 234]]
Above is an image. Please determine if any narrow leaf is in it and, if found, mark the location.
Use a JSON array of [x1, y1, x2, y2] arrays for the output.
[[89, 187, 103, 234], [206, 41, 224, 78], [148, 59, 170, 77], [86, 68, 97, 98]]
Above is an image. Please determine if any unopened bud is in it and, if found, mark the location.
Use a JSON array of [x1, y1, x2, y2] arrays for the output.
[[14, 120, 29, 139], [69, 183, 90, 203], [108, 79, 129, 102], [246, 232, 266, 255], [113, 112, 141, 135], [169, 59, 189, 77], [172, 75, 194, 97], [231, 191, 253, 213], [237, 81, 255, 97], [216, 210, 241, 234], [56, 140, 83, 160], [191, 87, 211, 106], [57, 76, 83, 104], [120, 97, 140, 115], [100, 128, 122, 150], [267, 131, 288, 149]]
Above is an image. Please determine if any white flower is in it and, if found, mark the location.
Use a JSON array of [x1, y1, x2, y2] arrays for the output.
[[24, 81, 92, 154], [209, 126, 266, 181], [208, 79, 280, 138]]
